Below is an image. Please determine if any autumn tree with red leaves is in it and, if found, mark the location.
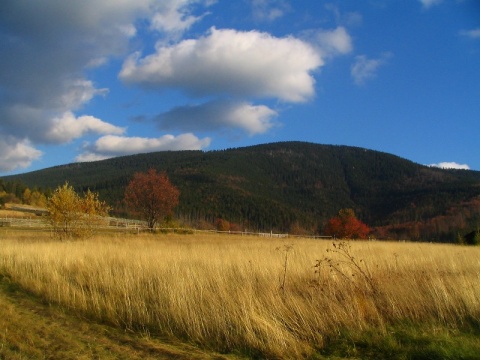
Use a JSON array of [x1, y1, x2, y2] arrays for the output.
[[324, 208, 370, 239], [124, 169, 180, 230]]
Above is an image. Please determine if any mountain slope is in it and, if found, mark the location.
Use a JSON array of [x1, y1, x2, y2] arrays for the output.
[[3, 142, 480, 239]]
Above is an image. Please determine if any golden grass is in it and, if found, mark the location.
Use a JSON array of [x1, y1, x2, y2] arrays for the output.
[[0, 209, 31, 219], [0, 275, 237, 360], [1, 233, 479, 358]]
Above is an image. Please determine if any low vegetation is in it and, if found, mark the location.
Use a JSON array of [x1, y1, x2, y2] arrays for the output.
[[1, 232, 479, 358], [46, 182, 110, 239]]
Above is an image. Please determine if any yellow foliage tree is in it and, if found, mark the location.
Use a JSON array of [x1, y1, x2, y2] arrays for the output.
[[30, 190, 47, 207], [46, 183, 110, 240], [0, 191, 6, 208], [22, 188, 32, 204], [78, 189, 111, 238]]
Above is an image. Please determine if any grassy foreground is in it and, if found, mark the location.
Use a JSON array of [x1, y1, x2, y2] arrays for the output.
[[0, 274, 236, 360], [1, 231, 480, 359]]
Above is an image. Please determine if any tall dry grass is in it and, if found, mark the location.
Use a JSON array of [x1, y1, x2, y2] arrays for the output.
[[0, 233, 479, 358]]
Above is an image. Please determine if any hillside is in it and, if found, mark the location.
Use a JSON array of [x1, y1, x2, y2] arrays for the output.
[[2, 141, 480, 240]]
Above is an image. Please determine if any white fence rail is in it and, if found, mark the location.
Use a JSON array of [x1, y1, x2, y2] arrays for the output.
[[0, 217, 49, 228], [0, 217, 332, 239], [0, 217, 147, 231]]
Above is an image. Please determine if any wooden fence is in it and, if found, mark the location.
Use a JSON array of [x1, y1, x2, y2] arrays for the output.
[[0, 216, 331, 239]]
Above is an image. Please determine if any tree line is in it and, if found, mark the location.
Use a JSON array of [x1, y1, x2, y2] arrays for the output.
[[0, 179, 51, 208], [2, 170, 373, 241], [2, 141, 480, 241]]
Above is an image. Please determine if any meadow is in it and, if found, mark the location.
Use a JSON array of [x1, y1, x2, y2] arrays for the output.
[[1, 231, 479, 359]]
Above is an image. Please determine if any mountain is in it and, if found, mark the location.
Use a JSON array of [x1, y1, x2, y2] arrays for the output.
[[2, 142, 480, 241]]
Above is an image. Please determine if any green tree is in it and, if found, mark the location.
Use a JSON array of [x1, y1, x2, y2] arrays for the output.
[[124, 169, 180, 230], [464, 229, 480, 246]]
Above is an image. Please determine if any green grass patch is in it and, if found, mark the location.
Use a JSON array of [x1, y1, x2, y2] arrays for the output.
[[318, 323, 480, 359]]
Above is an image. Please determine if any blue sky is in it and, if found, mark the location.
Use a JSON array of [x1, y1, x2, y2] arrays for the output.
[[1, 0, 479, 175]]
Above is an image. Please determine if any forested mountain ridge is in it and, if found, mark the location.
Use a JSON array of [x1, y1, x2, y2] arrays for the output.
[[2, 142, 480, 241]]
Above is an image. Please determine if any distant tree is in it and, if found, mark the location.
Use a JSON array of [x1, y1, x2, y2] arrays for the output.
[[289, 221, 310, 236], [47, 183, 109, 240], [124, 169, 180, 230], [30, 190, 47, 207], [78, 189, 111, 237], [47, 183, 81, 239], [324, 208, 370, 239], [464, 229, 480, 246], [474, 231, 480, 246], [0, 191, 5, 208], [215, 218, 230, 231], [22, 188, 32, 204]]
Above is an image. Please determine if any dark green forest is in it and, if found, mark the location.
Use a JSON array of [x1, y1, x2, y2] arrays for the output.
[[2, 142, 480, 241]]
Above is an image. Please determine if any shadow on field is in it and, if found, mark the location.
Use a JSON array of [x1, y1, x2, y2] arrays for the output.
[[0, 274, 240, 360]]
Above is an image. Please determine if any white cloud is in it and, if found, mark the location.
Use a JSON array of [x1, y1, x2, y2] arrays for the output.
[[0, 0, 213, 172], [75, 152, 111, 163], [312, 27, 353, 58], [120, 27, 322, 102], [156, 100, 278, 135], [351, 53, 392, 85], [45, 112, 126, 144], [0, 136, 42, 173], [460, 28, 480, 39], [60, 80, 109, 111], [429, 162, 470, 170], [150, 0, 212, 35], [1, 106, 124, 147], [226, 102, 277, 135], [251, 0, 290, 22], [420, 0, 442, 9], [76, 133, 211, 162]]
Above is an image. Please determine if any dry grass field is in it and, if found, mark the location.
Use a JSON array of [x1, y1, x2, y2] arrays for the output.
[[1, 231, 480, 358], [0, 208, 32, 219]]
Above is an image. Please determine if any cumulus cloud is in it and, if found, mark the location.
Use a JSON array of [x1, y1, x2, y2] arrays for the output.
[[0, 1, 149, 109], [351, 52, 392, 85], [156, 100, 277, 135], [150, 0, 213, 36], [310, 27, 353, 59], [0, 0, 213, 173], [76, 134, 211, 162], [45, 112, 126, 144], [120, 27, 322, 102], [0, 136, 42, 173], [429, 162, 470, 170]]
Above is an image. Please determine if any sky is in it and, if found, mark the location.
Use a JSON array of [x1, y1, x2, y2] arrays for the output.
[[1, 0, 479, 175]]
